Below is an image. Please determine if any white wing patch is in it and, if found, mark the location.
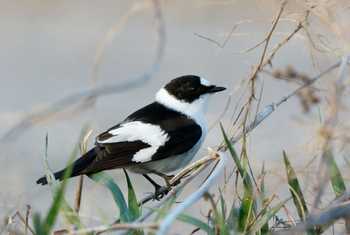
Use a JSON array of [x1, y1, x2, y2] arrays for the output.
[[97, 121, 169, 163]]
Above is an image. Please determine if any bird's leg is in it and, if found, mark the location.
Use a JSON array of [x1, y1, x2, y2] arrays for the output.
[[150, 171, 181, 187], [142, 174, 169, 200]]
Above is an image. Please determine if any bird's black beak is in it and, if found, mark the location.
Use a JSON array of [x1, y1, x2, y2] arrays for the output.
[[207, 85, 226, 93]]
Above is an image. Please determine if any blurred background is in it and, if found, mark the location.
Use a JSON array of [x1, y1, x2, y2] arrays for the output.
[[0, 0, 349, 233]]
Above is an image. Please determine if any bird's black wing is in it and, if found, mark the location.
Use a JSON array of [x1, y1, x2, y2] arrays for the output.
[[149, 112, 202, 161], [91, 102, 202, 168], [82, 141, 150, 174], [37, 102, 202, 185]]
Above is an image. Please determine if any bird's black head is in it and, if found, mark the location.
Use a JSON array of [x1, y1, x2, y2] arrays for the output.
[[164, 75, 226, 103]]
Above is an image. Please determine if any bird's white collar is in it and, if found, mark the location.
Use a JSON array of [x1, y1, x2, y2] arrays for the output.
[[155, 88, 208, 124]]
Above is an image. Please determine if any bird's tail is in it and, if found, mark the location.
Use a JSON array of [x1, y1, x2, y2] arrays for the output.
[[36, 170, 65, 185], [36, 148, 97, 185]]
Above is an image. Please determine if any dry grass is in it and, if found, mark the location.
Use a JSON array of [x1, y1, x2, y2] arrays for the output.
[[1, 0, 350, 234]]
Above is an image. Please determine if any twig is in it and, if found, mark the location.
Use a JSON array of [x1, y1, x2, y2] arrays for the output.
[[119, 156, 215, 235], [204, 192, 220, 234], [310, 55, 350, 233], [25, 205, 30, 235], [9, 211, 35, 235], [1, 0, 166, 142], [231, 1, 290, 195], [336, 55, 349, 85], [274, 200, 350, 235], [169, 152, 219, 185], [109, 154, 216, 231], [125, 58, 346, 234], [257, 0, 287, 70], [156, 151, 228, 235], [137, 152, 219, 206], [194, 20, 244, 48], [265, 17, 308, 68], [224, 8, 309, 154], [55, 222, 158, 235], [121, 30, 343, 235], [43, 133, 58, 187], [308, 201, 350, 229], [98, 40, 340, 235], [74, 176, 84, 213], [238, 6, 308, 138], [74, 129, 93, 213], [245, 0, 287, 101], [227, 60, 345, 147]]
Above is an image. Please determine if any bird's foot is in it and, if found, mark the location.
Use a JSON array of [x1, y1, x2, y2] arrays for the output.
[[153, 185, 170, 201], [148, 171, 173, 187]]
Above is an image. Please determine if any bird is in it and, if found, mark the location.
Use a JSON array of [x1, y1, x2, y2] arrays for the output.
[[36, 75, 226, 199]]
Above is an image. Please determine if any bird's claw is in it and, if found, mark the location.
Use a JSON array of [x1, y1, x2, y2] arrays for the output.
[[153, 186, 169, 200]]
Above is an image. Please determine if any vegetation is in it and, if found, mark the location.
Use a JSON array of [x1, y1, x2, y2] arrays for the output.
[[2, 0, 350, 234]]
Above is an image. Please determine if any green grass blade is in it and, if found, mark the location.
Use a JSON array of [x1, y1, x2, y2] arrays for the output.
[[61, 201, 83, 228], [220, 124, 253, 191], [283, 152, 319, 234], [238, 189, 254, 233], [123, 169, 141, 221], [43, 143, 77, 233], [283, 151, 308, 221], [90, 172, 130, 222], [323, 148, 346, 197], [33, 213, 45, 235], [151, 201, 212, 234], [217, 189, 231, 234], [43, 172, 70, 233], [227, 204, 239, 232], [38, 131, 87, 234], [322, 148, 348, 234], [155, 194, 178, 222], [259, 163, 269, 234], [57, 127, 94, 229], [177, 214, 214, 235], [152, 184, 186, 224], [209, 193, 228, 235], [221, 123, 256, 233], [219, 189, 226, 219], [248, 199, 289, 234], [259, 163, 266, 197], [220, 124, 243, 174]]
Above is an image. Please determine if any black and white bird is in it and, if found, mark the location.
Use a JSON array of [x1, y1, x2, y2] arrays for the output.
[[37, 75, 225, 197]]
